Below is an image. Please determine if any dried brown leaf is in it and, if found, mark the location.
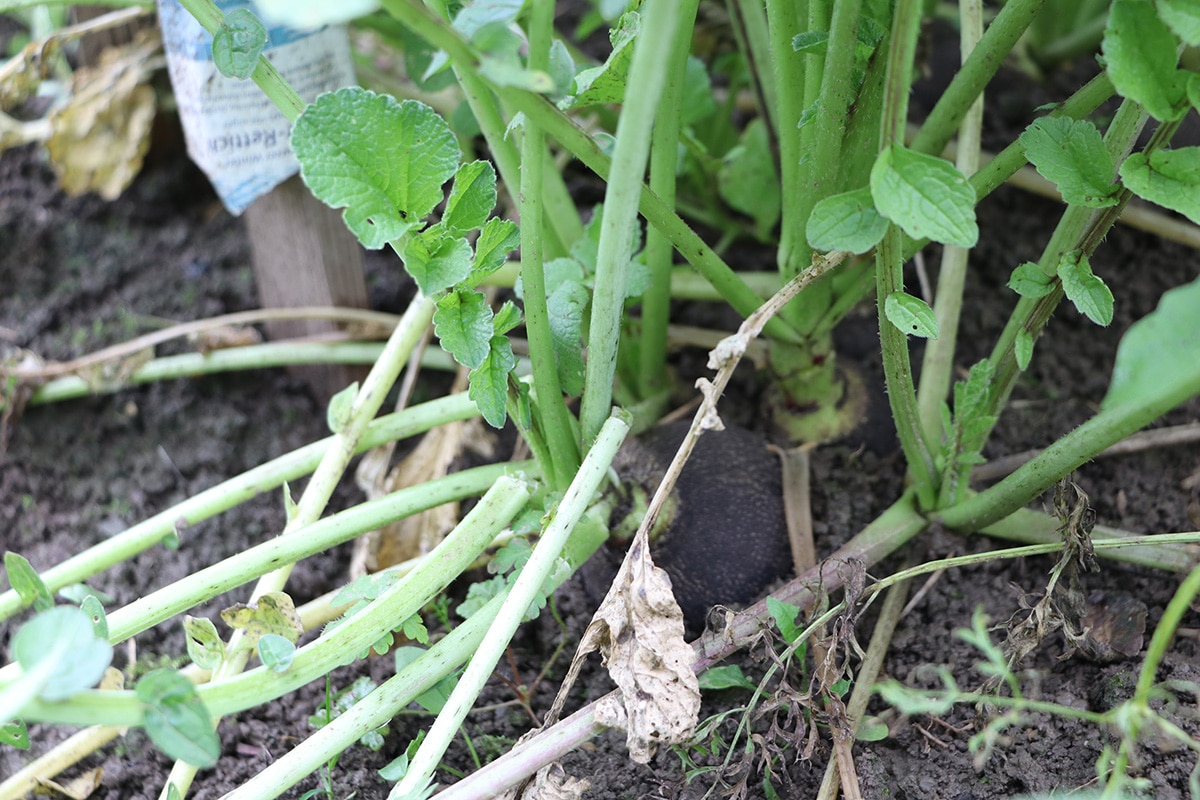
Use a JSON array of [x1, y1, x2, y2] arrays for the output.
[[33, 768, 103, 800]]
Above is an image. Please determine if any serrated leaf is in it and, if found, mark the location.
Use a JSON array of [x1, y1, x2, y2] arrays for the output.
[[870, 144, 978, 247], [403, 234, 473, 296], [547, 280, 589, 396], [954, 360, 994, 416], [469, 217, 521, 283], [1102, 0, 1187, 122], [137, 669, 220, 768], [1119, 147, 1200, 224], [257, 634, 295, 673], [884, 292, 939, 338], [12, 606, 113, 703], [492, 300, 523, 336], [326, 381, 359, 434], [698, 664, 756, 691], [212, 8, 267, 81], [1020, 117, 1119, 207], [1161, 0, 1200, 45], [807, 186, 888, 253], [469, 336, 516, 427], [220, 591, 303, 649], [1057, 251, 1114, 326], [1007, 262, 1056, 298], [571, 11, 640, 107], [443, 161, 497, 233], [1102, 274, 1200, 410], [5, 552, 54, 612], [434, 290, 494, 369], [183, 616, 225, 671], [293, 89, 460, 249], [1015, 329, 1035, 370], [718, 118, 781, 238]]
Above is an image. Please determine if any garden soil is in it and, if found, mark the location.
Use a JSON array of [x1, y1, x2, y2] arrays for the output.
[[3, 56, 1200, 800]]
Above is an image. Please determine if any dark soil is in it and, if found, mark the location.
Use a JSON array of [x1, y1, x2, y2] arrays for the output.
[[4, 50, 1200, 800]]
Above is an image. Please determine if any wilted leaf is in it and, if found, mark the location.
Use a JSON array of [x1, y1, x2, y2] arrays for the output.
[[34, 767, 104, 800]]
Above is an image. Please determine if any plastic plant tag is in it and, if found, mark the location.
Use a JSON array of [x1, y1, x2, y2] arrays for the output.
[[157, 0, 357, 215]]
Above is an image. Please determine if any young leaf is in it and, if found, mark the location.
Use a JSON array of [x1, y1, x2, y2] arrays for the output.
[[434, 290, 495, 369], [870, 145, 978, 247], [718, 118, 781, 238], [282, 481, 298, 524], [1007, 262, 1055, 298], [492, 300, 522, 336], [1015, 329, 1035, 371], [402, 234, 473, 296], [211, 8, 268, 81], [1119, 147, 1200, 224], [11, 606, 113, 702], [257, 634, 296, 673], [698, 665, 756, 691], [1102, 0, 1187, 122], [1102, 274, 1200, 411], [184, 616, 226, 671], [293, 89, 460, 249], [884, 292, 939, 338], [468, 217, 521, 283], [4, 551, 54, 612], [326, 382, 359, 434], [1019, 118, 1119, 207], [1057, 251, 1114, 326], [766, 597, 802, 643], [137, 669, 221, 768], [547, 280, 589, 397], [469, 336, 516, 427], [807, 187, 888, 254], [1161, 0, 1200, 45], [442, 161, 497, 234]]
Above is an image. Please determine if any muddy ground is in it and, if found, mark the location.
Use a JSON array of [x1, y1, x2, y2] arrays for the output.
[[4, 43, 1200, 800]]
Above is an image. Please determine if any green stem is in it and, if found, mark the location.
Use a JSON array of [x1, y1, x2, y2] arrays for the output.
[[391, 413, 629, 798], [0, 391, 477, 622], [516, 0, 580, 488], [639, 0, 701, 399], [764, 0, 808, 299], [917, 0, 984, 448], [876, 0, 938, 507], [578, 0, 681, 447]]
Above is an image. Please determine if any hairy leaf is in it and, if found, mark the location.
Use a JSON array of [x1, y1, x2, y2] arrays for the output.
[[403, 234, 473, 296], [807, 187, 888, 253], [1119, 147, 1200, 224], [469, 336, 516, 427], [1007, 262, 1056, 298], [434, 290, 494, 369], [469, 217, 521, 283], [1057, 251, 1114, 326], [1102, 0, 1187, 121], [870, 144, 978, 247], [884, 292, 939, 338], [443, 161, 496, 233], [1020, 117, 1119, 207]]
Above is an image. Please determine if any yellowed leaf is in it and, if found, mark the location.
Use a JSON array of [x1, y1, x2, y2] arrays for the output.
[[0, 38, 62, 111], [33, 768, 103, 800], [220, 591, 303, 648], [45, 38, 158, 200]]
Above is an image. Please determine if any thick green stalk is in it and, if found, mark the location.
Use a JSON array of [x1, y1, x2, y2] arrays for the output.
[[764, 0, 808, 299], [0, 392, 477, 622], [917, 0, 984, 446], [640, 0, 701, 399], [730, 0, 779, 136], [909, 0, 1045, 158], [578, 0, 680, 446], [390, 413, 629, 798], [517, 0, 580, 488], [876, 0, 938, 507]]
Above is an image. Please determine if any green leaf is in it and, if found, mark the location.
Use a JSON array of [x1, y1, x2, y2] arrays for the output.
[[1057, 251, 1114, 326], [212, 8, 267, 81], [1102, 274, 1200, 410], [56, 583, 113, 605], [792, 30, 830, 54], [0, 720, 29, 748], [698, 665, 756, 691], [443, 161, 497, 233], [81, 594, 107, 639], [884, 292, 939, 338], [1019, 118, 1119, 207], [870, 144, 978, 247], [718, 118, 781, 238], [257, 634, 295, 673], [184, 616, 226, 671], [326, 381, 359, 434], [5, 552, 53, 612], [403, 234, 474, 296], [680, 56, 716, 126], [282, 481, 298, 524], [137, 670, 221, 768], [12, 606, 112, 702], [1160, 0, 1200, 45], [293, 89, 460, 249], [547, 280, 589, 397], [766, 597, 802, 643], [469, 217, 521, 283], [548, 39, 575, 99], [1015, 329, 1035, 371], [492, 300, 522, 336], [469, 336, 516, 427], [435, 290, 494, 369], [571, 11, 640, 107], [1102, 0, 1187, 121], [807, 187, 888, 254], [1007, 262, 1055, 298], [855, 715, 891, 742], [1119, 147, 1200, 224]]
